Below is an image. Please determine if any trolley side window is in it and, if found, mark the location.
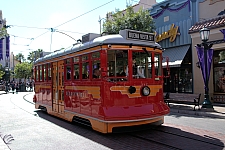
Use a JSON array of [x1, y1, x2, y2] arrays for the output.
[[65, 58, 72, 80], [73, 56, 80, 80], [82, 55, 89, 79], [40, 65, 43, 81], [43, 64, 47, 81], [35, 66, 38, 82], [154, 53, 162, 77], [48, 63, 52, 81], [92, 52, 101, 79]]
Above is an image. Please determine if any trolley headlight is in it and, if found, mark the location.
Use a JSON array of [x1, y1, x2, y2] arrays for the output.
[[142, 86, 150, 96]]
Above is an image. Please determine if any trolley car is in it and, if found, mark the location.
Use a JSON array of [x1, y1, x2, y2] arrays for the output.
[[33, 29, 170, 133]]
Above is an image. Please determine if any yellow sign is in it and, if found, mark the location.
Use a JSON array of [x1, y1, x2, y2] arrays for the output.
[[155, 24, 180, 43]]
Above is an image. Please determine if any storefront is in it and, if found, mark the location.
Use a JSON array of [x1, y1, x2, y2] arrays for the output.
[[189, 15, 225, 103], [150, 0, 193, 93]]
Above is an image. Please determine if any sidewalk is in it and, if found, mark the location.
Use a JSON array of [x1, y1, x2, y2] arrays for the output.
[[168, 103, 225, 119], [21, 92, 225, 119], [0, 91, 6, 95]]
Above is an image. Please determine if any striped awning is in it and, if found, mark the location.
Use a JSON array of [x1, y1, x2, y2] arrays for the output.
[[162, 45, 190, 67]]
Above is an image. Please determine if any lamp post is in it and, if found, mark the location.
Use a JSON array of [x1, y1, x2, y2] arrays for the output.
[[199, 27, 213, 108], [5, 67, 10, 82], [98, 16, 106, 34]]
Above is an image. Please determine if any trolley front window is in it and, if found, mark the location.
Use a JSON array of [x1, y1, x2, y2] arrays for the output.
[[132, 51, 152, 79], [107, 50, 128, 81]]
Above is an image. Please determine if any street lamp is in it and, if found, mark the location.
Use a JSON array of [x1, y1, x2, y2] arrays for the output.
[[5, 67, 10, 82], [98, 16, 106, 34], [199, 27, 213, 108]]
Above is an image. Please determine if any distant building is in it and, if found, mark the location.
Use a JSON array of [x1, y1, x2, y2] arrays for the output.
[[106, 0, 157, 20], [0, 10, 10, 68]]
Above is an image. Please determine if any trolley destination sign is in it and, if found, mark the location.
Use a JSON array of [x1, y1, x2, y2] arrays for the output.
[[127, 30, 155, 42]]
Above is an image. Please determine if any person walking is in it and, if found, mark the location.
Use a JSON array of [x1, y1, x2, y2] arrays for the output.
[[16, 82, 19, 94], [11, 82, 15, 94]]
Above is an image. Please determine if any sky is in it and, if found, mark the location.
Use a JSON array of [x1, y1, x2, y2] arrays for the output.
[[1, 0, 164, 58]]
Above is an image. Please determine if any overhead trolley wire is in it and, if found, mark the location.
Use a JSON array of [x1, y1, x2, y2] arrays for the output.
[[34, 0, 115, 40], [9, 0, 116, 49], [8, 25, 49, 30], [55, 0, 115, 28]]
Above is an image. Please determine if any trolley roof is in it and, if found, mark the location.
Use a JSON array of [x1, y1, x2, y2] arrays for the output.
[[35, 29, 162, 64]]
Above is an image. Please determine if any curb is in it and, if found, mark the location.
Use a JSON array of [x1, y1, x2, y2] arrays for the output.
[[170, 108, 225, 119]]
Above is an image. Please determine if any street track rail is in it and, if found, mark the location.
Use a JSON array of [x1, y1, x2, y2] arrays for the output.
[[128, 126, 224, 150], [129, 133, 182, 150]]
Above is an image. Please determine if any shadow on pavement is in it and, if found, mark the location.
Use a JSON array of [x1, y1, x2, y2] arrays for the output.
[[35, 110, 224, 150]]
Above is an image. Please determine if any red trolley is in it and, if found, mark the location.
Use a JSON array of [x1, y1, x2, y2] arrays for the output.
[[33, 29, 170, 133]]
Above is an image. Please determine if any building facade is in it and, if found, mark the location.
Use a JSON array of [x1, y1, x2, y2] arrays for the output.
[[150, 0, 225, 103], [150, 0, 194, 93], [0, 10, 10, 68], [189, 0, 225, 103], [106, 0, 157, 20]]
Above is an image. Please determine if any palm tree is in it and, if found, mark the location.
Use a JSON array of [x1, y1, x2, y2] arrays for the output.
[[27, 51, 35, 63], [27, 49, 43, 63], [15, 53, 25, 63]]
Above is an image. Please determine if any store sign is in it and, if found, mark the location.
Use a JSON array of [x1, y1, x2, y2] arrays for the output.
[[127, 30, 155, 42], [155, 24, 180, 43]]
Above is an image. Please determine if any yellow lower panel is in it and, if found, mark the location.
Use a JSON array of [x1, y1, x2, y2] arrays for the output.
[[90, 117, 164, 133], [35, 103, 164, 134]]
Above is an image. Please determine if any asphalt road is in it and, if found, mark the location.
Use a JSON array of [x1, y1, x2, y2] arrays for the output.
[[0, 92, 225, 150]]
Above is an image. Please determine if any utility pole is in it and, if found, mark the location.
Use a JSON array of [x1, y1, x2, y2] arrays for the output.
[[98, 16, 102, 34], [98, 16, 106, 34]]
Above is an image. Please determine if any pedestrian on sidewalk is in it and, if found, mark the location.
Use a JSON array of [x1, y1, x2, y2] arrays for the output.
[[11, 82, 15, 94], [16, 82, 19, 94]]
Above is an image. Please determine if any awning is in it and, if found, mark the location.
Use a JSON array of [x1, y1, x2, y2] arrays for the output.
[[162, 45, 190, 67]]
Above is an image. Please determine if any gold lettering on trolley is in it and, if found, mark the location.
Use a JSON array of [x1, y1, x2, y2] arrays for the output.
[[66, 91, 89, 99], [155, 24, 180, 43]]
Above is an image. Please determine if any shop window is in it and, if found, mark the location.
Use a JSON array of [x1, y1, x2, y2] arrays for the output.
[[214, 50, 225, 93], [178, 68, 192, 93]]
